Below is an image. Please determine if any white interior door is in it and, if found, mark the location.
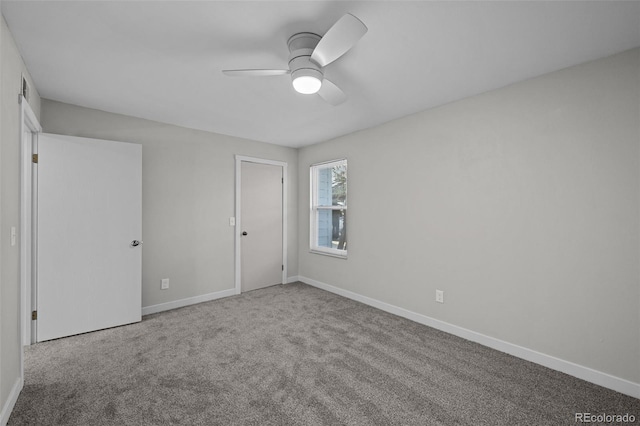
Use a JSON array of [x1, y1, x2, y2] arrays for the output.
[[37, 133, 142, 342], [241, 161, 283, 292]]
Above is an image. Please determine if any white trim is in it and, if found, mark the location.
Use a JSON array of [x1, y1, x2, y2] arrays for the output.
[[20, 96, 40, 348], [18, 96, 41, 419], [19, 95, 41, 132], [309, 248, 348, 259], [234, 155, 288, 295], [299, 276, 640, 399], [142, 288, 236, 316], [0, 377, 23, 426], [286, 275, 301, 284]]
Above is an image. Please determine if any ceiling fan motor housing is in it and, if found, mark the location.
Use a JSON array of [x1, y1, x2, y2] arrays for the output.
[[288, 33, 324, 86]]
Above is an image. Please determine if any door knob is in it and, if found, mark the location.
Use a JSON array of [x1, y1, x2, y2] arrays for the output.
[[130, 240, 142, 247], [242, 231, 248, 236]]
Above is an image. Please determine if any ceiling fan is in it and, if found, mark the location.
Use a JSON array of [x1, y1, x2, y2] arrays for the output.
[[222, 13, 367, 106]]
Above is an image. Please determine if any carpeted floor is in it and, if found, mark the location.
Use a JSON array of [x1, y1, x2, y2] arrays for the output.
[[8, 282, 639, 425]]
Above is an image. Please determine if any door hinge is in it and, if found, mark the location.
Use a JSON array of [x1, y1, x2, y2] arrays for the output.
[[31, 310, 37, 320], [281, 177, 284, 184], [282, 265, 284, 271], [32, 154, 38, 163]]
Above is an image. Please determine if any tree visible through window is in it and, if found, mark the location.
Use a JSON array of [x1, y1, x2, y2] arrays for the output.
[[310, 159, 347, 257]]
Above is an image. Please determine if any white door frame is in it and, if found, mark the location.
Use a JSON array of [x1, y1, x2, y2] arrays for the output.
[[19, 95, 41, 356], [234, 155, 287, 294]]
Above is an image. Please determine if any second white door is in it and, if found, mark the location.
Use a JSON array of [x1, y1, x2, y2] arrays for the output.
[[240, 161, 283, 292]]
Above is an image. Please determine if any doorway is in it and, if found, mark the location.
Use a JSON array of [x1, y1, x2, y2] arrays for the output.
[[234, 156, 287, 293], [20, 95, 41, 348]]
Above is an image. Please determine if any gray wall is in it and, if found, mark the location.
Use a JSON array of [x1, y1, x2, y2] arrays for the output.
[[1, 15, 41, 417], [41, 100, 298, 309], [298, 48, 640, 384]]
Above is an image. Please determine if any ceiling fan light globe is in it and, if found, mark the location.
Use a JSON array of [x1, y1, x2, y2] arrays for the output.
[[293, 75, 322, 94], [291, 68, 323, 94]]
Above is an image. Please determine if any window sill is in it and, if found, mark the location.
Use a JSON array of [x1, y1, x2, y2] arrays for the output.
[[310, 249, 348, 259]]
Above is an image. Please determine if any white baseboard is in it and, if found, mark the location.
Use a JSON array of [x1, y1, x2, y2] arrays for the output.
[[142, 288, 236, 316], [1, 376, 23, 426], [143, 279, 302, 316], [299, 276, 640, 399]]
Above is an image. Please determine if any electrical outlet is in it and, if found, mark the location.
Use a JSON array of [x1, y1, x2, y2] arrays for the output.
[[10, 227, 16, 246], [229, 217, 236, 226], [435, 289, 444, 304], [161, 278, 169, 290]]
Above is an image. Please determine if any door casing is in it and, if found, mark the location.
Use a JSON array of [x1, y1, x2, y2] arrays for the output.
[[234, 155, 288, 294], [20, 95, 41, 350]]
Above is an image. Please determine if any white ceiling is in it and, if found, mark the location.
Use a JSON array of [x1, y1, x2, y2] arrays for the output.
[[3, 1, 639, 148]]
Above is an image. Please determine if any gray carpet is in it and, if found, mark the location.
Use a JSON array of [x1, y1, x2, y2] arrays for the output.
[[8, 283, 639, 425]]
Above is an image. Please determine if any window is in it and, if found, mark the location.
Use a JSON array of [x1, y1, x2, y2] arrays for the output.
[[310, 159, 347, 257]]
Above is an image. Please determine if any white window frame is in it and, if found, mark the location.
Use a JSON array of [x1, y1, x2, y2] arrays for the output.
[[310, 159, 347, 258]]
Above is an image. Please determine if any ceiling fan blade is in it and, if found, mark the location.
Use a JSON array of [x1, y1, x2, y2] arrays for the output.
[[318, 79, 347, 106], [222, 69, 290, 77], [311, 13, 368, 67]]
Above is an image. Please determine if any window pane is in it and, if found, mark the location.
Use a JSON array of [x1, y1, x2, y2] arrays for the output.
[[317, 163, 347, 207], [316, 209, 347, 251]]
